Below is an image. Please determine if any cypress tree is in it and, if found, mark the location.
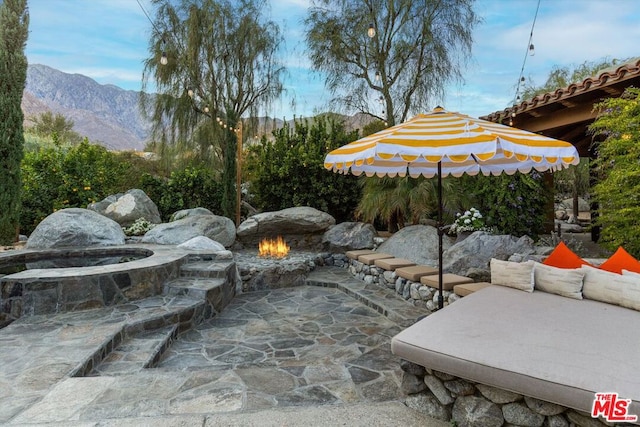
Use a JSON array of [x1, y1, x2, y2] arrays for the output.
[[0, 0, 29, 245]]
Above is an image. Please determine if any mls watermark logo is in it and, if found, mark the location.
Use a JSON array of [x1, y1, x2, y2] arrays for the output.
[[591, 392, 638, 423]]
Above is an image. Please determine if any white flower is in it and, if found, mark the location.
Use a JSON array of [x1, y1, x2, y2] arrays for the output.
[[464, 210, 471, 216], [464, 218, 471, 224]]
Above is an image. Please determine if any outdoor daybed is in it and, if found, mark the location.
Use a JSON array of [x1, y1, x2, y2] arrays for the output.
[[391, 259, 640, 424]]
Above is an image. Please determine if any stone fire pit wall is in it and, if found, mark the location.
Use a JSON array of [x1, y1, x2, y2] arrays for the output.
[[234, 251, 348, 293], [400, 360, 610, 426]]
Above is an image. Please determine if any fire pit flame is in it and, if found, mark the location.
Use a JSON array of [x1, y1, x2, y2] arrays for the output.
[[258, 236, 290, 258]]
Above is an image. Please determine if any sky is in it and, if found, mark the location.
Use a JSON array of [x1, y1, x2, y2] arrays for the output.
[[24, 0, 640, 121]]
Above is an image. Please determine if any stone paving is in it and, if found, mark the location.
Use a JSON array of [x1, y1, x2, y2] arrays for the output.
[[0, 266, 433, 425]]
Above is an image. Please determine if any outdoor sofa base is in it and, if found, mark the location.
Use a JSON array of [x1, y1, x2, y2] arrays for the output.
[[391, 285, 640, 424]]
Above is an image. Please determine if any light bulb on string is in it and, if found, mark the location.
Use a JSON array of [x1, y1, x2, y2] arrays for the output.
[[529, 43, 535, 56], [375, 71, 380, 82], [367, 23, 375, 38], [204, 105, 209, 113], [160, 52, 168, 65], [187, 88, 194, 98]]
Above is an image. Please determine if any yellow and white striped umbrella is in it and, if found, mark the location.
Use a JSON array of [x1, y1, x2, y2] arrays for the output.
[[324, 106, 579, 310], [324, 107, 579, 177]]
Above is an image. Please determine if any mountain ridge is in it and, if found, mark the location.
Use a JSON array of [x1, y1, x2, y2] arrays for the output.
[[21, 64, 376, 151]]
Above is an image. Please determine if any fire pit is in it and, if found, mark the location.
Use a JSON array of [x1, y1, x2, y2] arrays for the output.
[[258, 236, 290, 258], [234, 236, 321, 292]]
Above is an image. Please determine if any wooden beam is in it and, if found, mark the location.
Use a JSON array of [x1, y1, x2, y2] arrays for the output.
[[514, 102, 597, 133]]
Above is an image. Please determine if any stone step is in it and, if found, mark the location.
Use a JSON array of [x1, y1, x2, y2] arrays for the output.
[[89, 325, 178, 376], [164, 277, 234, 316], [180, 260, 236, 279], [305, 267, 428, 328], [70, 294, 206, 378]]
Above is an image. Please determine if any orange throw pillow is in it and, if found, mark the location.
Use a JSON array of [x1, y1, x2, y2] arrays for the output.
[[543, 241, 592, 269], [598, 246, 640, 274]]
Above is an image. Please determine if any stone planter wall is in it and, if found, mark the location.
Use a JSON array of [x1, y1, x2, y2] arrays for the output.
[[400, 360, 609, 427], [346, 258, 460, 313]]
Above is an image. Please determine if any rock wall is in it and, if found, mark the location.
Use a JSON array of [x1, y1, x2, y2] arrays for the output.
[[399, 360, 609, 427]]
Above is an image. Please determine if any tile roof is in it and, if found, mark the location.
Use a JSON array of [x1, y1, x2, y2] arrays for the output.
[[482, 57, 640, 123]]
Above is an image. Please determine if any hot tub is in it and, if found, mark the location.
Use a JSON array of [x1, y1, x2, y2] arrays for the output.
[[0, 245, 190, 325]]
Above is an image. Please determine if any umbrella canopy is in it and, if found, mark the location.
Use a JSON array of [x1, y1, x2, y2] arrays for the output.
[[324, 107, 580, 309]]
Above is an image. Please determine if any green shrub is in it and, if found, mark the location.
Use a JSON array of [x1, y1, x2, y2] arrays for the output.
[[20, 140, 133, 234], [245, 116, 361, 222], [122, 217, 156, 236], [589, 87, 640, 256], [458, 171, 549, 239], [140, 167, 222, 221]]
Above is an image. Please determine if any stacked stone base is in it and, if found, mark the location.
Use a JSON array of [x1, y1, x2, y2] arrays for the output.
[[346, 258, 460, 312], [400, 360, 610, 427], [235, 251, 349, 292]]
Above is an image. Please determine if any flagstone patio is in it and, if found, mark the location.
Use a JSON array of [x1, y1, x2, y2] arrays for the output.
[[0, 266, 438, 425]]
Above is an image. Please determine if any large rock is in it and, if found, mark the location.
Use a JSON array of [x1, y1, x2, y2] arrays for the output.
[[322, 222, 376, 252], [141, 215, 236, 247], [170, 207, 214, 221], [561, 197, 589, 212], [26, 208, 126, 249], [237, 207, 335, 250], [452, 395, 504, 427], [442, 232, 535, 276], [377, 225, 454, 266], [89, 189, 161, 227], [176, 236, 225, 252]]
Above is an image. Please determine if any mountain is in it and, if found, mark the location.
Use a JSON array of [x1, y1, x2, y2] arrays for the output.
[[21, 64, 377, 151], [22, 64, 151, 151]]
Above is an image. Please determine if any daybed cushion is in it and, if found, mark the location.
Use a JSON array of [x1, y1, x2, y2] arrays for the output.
[[391, 285, 640, 416], [621, 270, 640, 311], [490, 258, 534, 292], [533, 262, 584, 299], [581, 265, 624, 305], [599, 246, 640, 274], [543, 241, 592, 269]]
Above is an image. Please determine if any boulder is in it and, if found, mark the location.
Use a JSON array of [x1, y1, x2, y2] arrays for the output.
[[26, 208, 126, 249], [236, 206, 335, 249], [170, 207, 214, 222], [322, 222, 376, 252], [141, 215, 236, 247], [377, 225, 454, 266], [176, 236, 226, 252], [562, 197, 589, 212], [89, 189, 161, 227], [554, 219, 584, 233], [442, 232, 536, 276]]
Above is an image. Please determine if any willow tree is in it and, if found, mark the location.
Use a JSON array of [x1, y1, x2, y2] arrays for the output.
[[142, 0, 284, 219], [305, 0, 478, 126], [0, 0, 29, 245]]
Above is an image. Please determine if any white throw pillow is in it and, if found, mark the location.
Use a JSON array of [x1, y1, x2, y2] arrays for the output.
[[533, 262, 584, 299], [621, 270, 640, 311], [490, 258, 534, 292], [580, 265, 624, 305]]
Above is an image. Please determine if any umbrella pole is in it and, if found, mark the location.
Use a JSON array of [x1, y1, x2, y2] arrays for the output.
[[437, 162, 444, 310]]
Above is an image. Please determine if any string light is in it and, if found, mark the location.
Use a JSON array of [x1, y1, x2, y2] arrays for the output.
[[512, 0, 541, 106], [367, 23, 375, 38], [160, 51, 168, 65], [375, 71, 380, 82]]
